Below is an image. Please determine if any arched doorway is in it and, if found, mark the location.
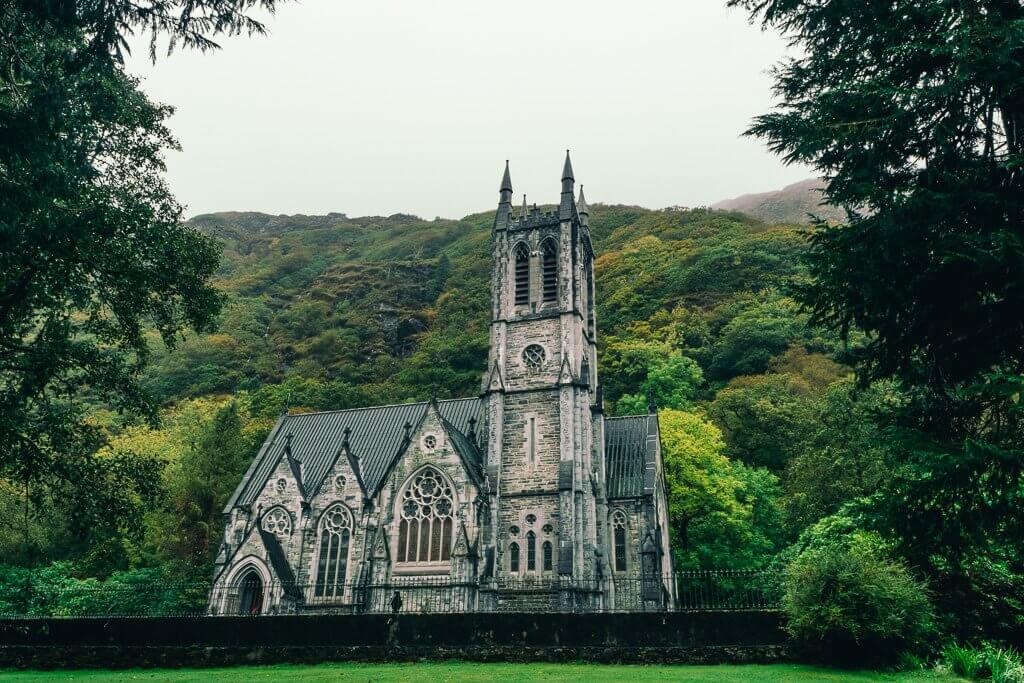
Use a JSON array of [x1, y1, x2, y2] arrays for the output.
[[237, 571, 264, 615]]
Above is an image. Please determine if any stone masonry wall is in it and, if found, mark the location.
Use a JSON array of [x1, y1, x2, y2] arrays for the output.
[[0, 611, 789, 669]]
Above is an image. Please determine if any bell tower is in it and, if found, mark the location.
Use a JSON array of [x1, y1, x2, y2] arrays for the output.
[[481, 153, 604, 590]]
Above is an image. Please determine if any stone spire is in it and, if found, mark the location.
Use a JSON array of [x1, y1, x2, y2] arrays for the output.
[[559, 150, 576, 220], [521, 194, 528, 221], [577, 185, 589, 225], [494, 160, 513, 231]]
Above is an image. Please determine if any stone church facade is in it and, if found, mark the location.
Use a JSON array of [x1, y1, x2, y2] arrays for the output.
[[210, 154, 676, 614]]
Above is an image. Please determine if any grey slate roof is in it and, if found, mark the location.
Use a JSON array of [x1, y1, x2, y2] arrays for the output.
[[230, 397, 655, 510], [234, 397, 484, 508], [605, 415, 650, 499], [258, 527, 301, 598]]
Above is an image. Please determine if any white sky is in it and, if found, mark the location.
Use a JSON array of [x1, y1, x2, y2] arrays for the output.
[[126, 0, 810, 220]]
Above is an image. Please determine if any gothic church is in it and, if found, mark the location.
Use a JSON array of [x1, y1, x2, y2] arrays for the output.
[[210, 154, 675, 614]]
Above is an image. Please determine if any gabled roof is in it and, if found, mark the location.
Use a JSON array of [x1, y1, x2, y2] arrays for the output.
[[605, 414, 651, 499], [258, 527, 302, 599], [441, 416, 484, 488], [233, 397, 484, 510]]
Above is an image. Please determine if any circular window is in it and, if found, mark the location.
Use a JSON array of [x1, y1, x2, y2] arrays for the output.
[[509, 525, 520, 536], [335, 475, 346, 491], [400, 469, 454, 520], [525, 514, 536, 525], [542, 523, 553, 534], [423, 434, 437, 450], [522, 344, 546, 371], [275, 478, 287, 493], [323, 505, 351, 532], [262, 507, 291, 536]]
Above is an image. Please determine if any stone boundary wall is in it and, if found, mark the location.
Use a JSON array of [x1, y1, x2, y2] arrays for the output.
[[0, 610, 787, 669]]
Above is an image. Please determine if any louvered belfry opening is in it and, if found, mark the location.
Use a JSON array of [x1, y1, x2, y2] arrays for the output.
[[541, 239, 558, 302], [514, 243, 530, 306]]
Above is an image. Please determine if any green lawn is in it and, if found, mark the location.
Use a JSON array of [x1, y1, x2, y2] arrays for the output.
[[0, 663, 966, 682]]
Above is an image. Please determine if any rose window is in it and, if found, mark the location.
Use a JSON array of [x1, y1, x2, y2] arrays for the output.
[[334, 475, 346, 491], [396, 468, 454, 563], [526, 514, 537, 525], [423, 434, 437, 450], [262, 507, 291, 536], [522, 344, 546, 371], [275, 478, 287, 493]]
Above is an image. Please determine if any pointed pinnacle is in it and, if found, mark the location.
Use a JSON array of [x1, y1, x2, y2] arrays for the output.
[[578, 185, 589, 215], [561, 149, 574, 182], [500, 160, 512, 193], [521, 194, 528, 219]]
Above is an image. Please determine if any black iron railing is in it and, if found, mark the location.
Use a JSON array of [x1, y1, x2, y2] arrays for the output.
[[0, 570, 780, 618]]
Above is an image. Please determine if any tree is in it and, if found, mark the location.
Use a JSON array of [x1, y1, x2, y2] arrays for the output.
[[0, 0, 281, 555], [150, 401, 257, 573], [732, 0, 1024, 634], [730, 0, 1023, 389], [707, 373, 817, 472], [783, 379, 896, 531], [659, 411, 749, 565], [616, 354, 704, 415]]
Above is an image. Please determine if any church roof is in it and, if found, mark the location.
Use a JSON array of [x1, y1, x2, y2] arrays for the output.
[[605, 414, 651, 499], [232, 397, 484, 509], [228, 398, 656, 510]]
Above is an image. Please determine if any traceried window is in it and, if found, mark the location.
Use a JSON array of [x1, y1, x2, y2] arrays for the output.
[[423, 434, 437, 450], [542, 541, 553, 571], [522, 344, 546, 371], [541, 238, 558, 303], [514, 243, 530, 306], [526, 531, 537, 571], [509, 542, 520, 572], [586, 255, 596, 331], [262, 506, 291, 537], [612, 510, 628, 572], [396, 468, 454, 565], [275, 478, 287, 493], [314, 504, 352, 598]]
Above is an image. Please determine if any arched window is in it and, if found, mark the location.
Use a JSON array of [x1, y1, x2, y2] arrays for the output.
[[526, 531, 536, 571], [314, 504, 352, 598], [396, 467, 454, 565], [509, 542, 520, 572], [541, 239, 558, 303], [237, 570, 264, 615], [542, 540, 553, 572], [586, 255, 595, 330], [612, 510, 628, 572], [513, 243, 530, 306], [261, 506, 291, 537]]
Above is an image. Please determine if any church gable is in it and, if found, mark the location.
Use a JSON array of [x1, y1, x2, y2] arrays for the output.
[[376, 401, 482, 570]]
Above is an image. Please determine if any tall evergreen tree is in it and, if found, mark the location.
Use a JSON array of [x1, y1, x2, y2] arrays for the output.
[[731, 0, 1024, 635]]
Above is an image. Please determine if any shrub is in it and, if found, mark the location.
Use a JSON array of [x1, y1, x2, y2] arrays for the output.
[[783, 532, 934, 666], [944, 644, 983, 679], [982, 644, 1024, 683], [942, 643, 1024, 682]]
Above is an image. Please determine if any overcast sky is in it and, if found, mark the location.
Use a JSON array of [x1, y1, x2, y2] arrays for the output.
[[126, 0, 811, 220]]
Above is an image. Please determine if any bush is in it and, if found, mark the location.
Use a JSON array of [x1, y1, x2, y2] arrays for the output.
[[783, 532, 934, 666], [942, 643, 1024, 683], [944, 644, 983, 679]]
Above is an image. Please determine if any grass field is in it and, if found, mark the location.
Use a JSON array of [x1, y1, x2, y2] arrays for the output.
[[0, 663, 966, 682]]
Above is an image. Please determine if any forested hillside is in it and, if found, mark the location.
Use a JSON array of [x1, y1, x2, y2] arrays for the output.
[[2, 200, 883, 586]]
